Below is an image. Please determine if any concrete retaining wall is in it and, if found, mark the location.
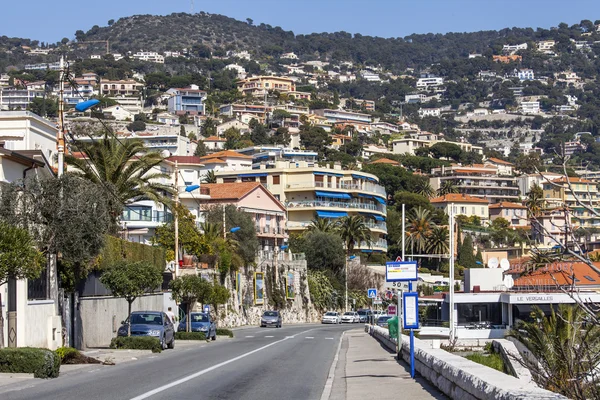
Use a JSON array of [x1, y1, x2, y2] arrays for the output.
[[76, 293, 173, 349], [369, 325, 566, 400]]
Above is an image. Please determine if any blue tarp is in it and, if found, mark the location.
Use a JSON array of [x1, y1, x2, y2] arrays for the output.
[[315, 191, 352, 200], [316, 211, 348, 218]]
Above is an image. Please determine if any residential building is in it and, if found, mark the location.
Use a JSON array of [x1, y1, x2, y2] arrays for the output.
[[76, 130, 195, 157], [236, 76, 296, 97], [405, 93, 426, 103], [225, 64, 246, 79], [203, 136, 226, 151], [430, 193, 490, 222], [478, 71, 498, 81], [197, 150, 253, 174], [236, 146, 318, 169], [219, 104, 270, 123], [517, 173, 562, 199], [563, 141, 586, 156], [202, 182, 288, 252], [430, 164, 520, 203], [341, 98, 375, 112], [392, 135, 484, 156], [370, 122, 400, 135], [312, 109, 371, 124], [520, 101, 540, 114], [485, 158, 513, 176], [102, 105, 134, 121], [280, 52, 298, 60], [132, 51, 165, 64], [361, 145, 391, 160], [330, 134, 353, 149], [537, 40, 555, 52], [23, 62, 61, 71], [216, 119, 250, 136], [418, 108, 441, 117], [156, 112, 179, 126], [531, 208, 568, 247], [215, 161, 388, 253], [514, 69, 535, 81], [502, 43, 528, 54], [493, 55, 522, 63], [167, 85, 207, 116], [0, 88, 43, 111], [489, 202, 528, 228], [369, 158, 400, 167], [0, 74, 10, 87], [416, 77, 444, 89], [360, 70, 381, 82], [0, 111, 58, 166], [287, 91, 312, 101], [100, 79, 143, 97]]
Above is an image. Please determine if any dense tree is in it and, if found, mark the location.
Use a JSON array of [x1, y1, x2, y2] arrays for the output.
[[458, 234, 476, 268], [27, 97, 57, 118], [169, 275, 213, 332], [337, 215, 372, 255], [297, 231, 345, 275]]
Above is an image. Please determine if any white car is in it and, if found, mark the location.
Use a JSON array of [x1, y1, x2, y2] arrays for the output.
[[321, 311, 341, 324], [341, 312, 360, 323]]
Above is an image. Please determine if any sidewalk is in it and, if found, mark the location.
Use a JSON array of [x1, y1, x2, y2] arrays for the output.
[[329, 329, 446, 400]]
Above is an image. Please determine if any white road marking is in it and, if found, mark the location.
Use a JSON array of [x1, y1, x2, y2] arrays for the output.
[[265, 335, 274, 338], [320, 332, 345, 400], [305, 337, 314, 339], [129, 328, 316, 400], [245, 335, 254, 338], [325, 337, 334, 340]]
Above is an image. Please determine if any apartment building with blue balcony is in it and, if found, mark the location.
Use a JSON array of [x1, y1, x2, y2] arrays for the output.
[[167, 85, 207, 116], [215, 160, 388, 253]]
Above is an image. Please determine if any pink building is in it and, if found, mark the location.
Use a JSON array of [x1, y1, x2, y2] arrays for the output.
[[488, 202, 528, 228], [202, 182, 287, 251]]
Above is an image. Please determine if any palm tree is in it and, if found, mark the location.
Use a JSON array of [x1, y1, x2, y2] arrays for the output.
[[65, 136, 173, 212], [425, 225, 449, 257], [202, 170, 217, 184], [308, 218, 338, 233], [407, 207, 434, 254], [415, 180, 435, 198], [337, 215, 372, 255], [437, 180, 459, 196], [525, 184, 545, 218], [508, 305, 600, 399]]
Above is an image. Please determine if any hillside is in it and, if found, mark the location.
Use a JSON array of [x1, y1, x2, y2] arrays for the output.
[[75, 12, 600, 70]]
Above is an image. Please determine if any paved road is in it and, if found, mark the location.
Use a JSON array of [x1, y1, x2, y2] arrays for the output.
[[2, 323, 356, 400]]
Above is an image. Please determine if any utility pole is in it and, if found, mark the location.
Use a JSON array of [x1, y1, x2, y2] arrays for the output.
[[345, 255, 348, 313], [449, 204, 455, 342], [222, 205, 226, 239], [57, 56, 65, 177], [174, 161, 179, 278]]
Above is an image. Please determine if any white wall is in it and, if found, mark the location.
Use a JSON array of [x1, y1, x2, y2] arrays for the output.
[[464, 269, 504, 293]]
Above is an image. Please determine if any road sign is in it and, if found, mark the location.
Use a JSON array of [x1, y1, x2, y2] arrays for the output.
[[386, 261, 418, 282], [387, 304, 397, 315], [402, 292, 419, 329], [367, 288, 377, 299], [373, 296, 382, 305], [384, 280, 406, 289], [203, 304, 210, 313]]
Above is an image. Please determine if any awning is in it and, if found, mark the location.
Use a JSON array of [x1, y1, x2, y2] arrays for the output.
[[238, 173, 267, 177], [352, 173, 377, 182], [358, 193, 372, 198], [374, 215, 385, 221], [374, 196, 387, 205], [316, 211, 348, 218], [314, 172, 343, 178], [359, 212, 385, 221], [315, 191, 351, 200]]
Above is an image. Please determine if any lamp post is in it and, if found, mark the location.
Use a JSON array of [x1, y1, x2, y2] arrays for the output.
[[345, 255, 356, 312]]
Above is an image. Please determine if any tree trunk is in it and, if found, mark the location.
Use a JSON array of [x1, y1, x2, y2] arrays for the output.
[[187, 302, 191, 333], [0, 293, 4, 349], [127, 299, 133, 337]]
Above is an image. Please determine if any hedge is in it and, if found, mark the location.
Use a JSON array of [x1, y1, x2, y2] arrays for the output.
[[174, 332, 207, 340], [216, 329, 234, 338], [0, 347, 60, 378], [97, 235, 165, 271], [56, 346, 101, 365], [110, 336, 162, 353]]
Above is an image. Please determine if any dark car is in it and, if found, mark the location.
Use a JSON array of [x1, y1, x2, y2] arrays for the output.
[[118, 311, 175, 349], [376, 315, 393, 328], [178, 312, 217, 340], [357, 309, 373, 323], [260, 311, 282, 328]]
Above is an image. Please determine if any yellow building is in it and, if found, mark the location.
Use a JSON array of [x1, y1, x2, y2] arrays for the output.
[[543, 177, 600, 233], [215, 160, 388, 253], [237, 76, 296, 98], [430, 193, 490, 222]]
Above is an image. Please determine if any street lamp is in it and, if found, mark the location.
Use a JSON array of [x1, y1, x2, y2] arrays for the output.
[[228, 227, 241, 234], [345, 255, 356, 312]]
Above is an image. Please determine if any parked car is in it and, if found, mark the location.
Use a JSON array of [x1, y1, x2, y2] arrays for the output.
[[260, 310, 282, 328], [178, 312, 217, 340], [341, 311, 360, 323], [321, 311, 341, 324], [373, 310, 384, 320], [118, 311, 175, 350], [357, 309, 373, 323], [376, 315, 393, 328]]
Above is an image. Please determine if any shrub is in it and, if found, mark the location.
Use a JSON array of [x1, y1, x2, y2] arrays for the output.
[[55, 346, 101, 365], [216, 328, 234, 338], [110, 336, 162, 353], [56, 346, 78, 362], [0, 347, 60, 378], [466, 352, 504, 372], [174, 332, 206, 340]]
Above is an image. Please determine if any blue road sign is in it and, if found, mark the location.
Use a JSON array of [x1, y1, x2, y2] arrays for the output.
[[203, 304, 210, 313], [367, 288, 377, 299]]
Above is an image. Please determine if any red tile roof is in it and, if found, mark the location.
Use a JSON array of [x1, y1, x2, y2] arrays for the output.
[[198, 150, 252, 160], [202, 183, 285, 211], [166, 156, 204, 165], [430, 193, 489, 204], [201, 157, 227, 164], [204, 136, 226, 142], [551, 177, 592, 184], [370, 158, 400, 166], [486, 157, 513, 166], [514, 262, 600, 287]]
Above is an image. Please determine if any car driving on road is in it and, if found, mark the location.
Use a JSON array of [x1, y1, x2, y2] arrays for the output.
[[341, 311, 360, 323], [178, 312, 217, 340], [118, 311, 175, 350], [321, 311, 341, 324], [260, 310, 282, 328]]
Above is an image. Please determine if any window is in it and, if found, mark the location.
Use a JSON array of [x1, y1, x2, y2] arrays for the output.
[[460, 206, 466, 214], [472, 207, 475, 214], [223, 178, 236, 183], [242, 177, 255, 182], [273, 175, 280, 185], [260, 176, 267, 184], [314, 174, 324, 183]]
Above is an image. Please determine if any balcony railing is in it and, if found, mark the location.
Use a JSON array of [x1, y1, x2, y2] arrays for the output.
[[257, 250, 306, 261], [359, 239, 388, 250], [286, 200, 386, 215], [121, 210, 173, 223], [364, 221, 388, 231]]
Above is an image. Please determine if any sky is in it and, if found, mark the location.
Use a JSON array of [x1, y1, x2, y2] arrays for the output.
[[4, 0, 600, 43]]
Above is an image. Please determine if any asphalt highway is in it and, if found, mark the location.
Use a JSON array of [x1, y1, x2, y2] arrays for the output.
[[2, 323, 357, 400]]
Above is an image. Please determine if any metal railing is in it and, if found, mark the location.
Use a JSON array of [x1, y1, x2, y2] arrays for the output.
[[286, 181, 386, 195], [286, 200, 386, 215]]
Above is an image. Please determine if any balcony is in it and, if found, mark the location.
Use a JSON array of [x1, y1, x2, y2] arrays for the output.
[[364, 221, 388, 232], [255, 226, 286, 235], [285, 180, 386, 196], [286, 200, 386, 215], [359, 239, 388, 251]]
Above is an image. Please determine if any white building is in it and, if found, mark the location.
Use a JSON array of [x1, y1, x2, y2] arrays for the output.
[[520, 101, 540, 114], [416, 77, 444, 89], [405, 93, 426, 103], [418, 108, 441, 117], [0, 89, 44, 111], [537, 40, 555, 52], [0, 111, 58, 165], [360, 70, 381, 82], [280, 52, 298, 60], [514, 69, 535, 81], [132, 51, 165, 64], [102, 105, 135, 121], [216, 119, 250, 136], [225, 64, 247, 79], [502, 43, 528, 54]]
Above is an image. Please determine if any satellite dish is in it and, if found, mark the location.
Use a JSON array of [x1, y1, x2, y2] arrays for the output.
[[488, 257, 499, 269], [503, 275, 514, 289], [161, 150, 171, 158], [500, 259, 510, 271]]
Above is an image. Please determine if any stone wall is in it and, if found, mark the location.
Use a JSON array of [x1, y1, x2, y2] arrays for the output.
[[219, 255, 318, 328], [368, 325, 567, 400]]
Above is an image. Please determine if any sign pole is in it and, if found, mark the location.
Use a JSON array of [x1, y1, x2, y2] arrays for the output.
[[399, 203, 405, 355], [409, 280, 415, 379]]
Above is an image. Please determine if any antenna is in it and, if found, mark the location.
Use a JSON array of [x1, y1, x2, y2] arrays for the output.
[[190, 0, 194, 14]]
